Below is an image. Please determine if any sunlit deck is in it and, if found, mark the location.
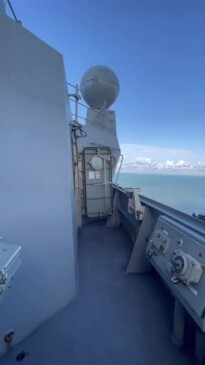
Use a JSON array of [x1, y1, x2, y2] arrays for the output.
[[1, 221, 192, 365]]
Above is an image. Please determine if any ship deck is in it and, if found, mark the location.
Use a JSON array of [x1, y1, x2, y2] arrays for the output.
[[1, 221, 192, 365]]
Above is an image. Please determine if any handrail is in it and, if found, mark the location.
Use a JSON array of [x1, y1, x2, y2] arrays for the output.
[[68, 83, 114, 129], [67, 81, 103, 105], [115, 154, 124, 184]]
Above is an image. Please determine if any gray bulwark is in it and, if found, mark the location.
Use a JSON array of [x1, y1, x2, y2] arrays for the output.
[[1, 222, 191, 365], [0, 12, 77, 354]]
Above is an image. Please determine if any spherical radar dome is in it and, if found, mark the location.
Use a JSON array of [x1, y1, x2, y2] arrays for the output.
[[80, 65, 120, 109]]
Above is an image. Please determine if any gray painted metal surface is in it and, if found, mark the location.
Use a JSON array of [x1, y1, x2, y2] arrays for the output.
[[77, 109, 120, 174], [146, 215, 205, 330], [0, 2, 204, 362], [0, 12, 77, 354], [1, 222, 192, 365], [80, 65, 119, 109], [84, 147, 112, 217], [0, 0, 5, 13], [126, 206, 153, 273], [172, 299, 185, 345], [139, 194, 205, 234], [113, 186, 205, 358]]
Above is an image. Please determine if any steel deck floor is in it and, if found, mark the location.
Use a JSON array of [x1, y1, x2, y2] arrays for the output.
[[1, 221, 192, 365]]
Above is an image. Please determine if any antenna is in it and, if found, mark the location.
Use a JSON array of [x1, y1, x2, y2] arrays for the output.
[[80, 65, 120, 109]]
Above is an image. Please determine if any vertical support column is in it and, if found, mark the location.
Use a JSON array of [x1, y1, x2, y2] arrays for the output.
[[126, 206, 153, 273], [172, 298, 185, 346], [195, 329, 205, 363], [74, 144, 82, 229], [106, 190, 120, 227]]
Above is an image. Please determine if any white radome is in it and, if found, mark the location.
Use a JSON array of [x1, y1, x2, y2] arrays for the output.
[[80, 65, 120, 109]]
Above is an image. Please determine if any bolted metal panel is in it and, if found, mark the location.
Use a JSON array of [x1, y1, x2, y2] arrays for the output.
[[146, 215, 205, 330]]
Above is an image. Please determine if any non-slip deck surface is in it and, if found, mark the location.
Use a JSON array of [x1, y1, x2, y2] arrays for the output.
[[1, 221, 191, 365]]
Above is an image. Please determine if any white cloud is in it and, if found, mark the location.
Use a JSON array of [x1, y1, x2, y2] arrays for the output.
[[161, 160, 192, 169], [197, 162, 205, 169], [135, 157, 152, 164], [164, 160, 175, 168], [119, 144, 205, 174]]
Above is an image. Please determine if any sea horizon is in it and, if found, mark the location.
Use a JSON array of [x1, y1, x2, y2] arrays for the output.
[[115, 172, 205, 216], [117, 170, 205, 177]]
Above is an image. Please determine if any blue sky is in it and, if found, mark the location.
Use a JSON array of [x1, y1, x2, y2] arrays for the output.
[[6, 0, 205, 173]]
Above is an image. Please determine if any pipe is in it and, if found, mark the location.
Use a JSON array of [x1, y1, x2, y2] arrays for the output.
[[171, 298, 185, 346]]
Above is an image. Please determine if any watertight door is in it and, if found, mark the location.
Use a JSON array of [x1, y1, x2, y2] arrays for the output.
[[83, 147, 112, 218]]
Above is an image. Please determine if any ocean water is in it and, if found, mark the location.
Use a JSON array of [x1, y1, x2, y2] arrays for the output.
[[116, 173, 205, 216]]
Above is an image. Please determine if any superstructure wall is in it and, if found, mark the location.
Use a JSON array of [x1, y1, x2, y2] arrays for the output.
[[0, 12, 77, 353]]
